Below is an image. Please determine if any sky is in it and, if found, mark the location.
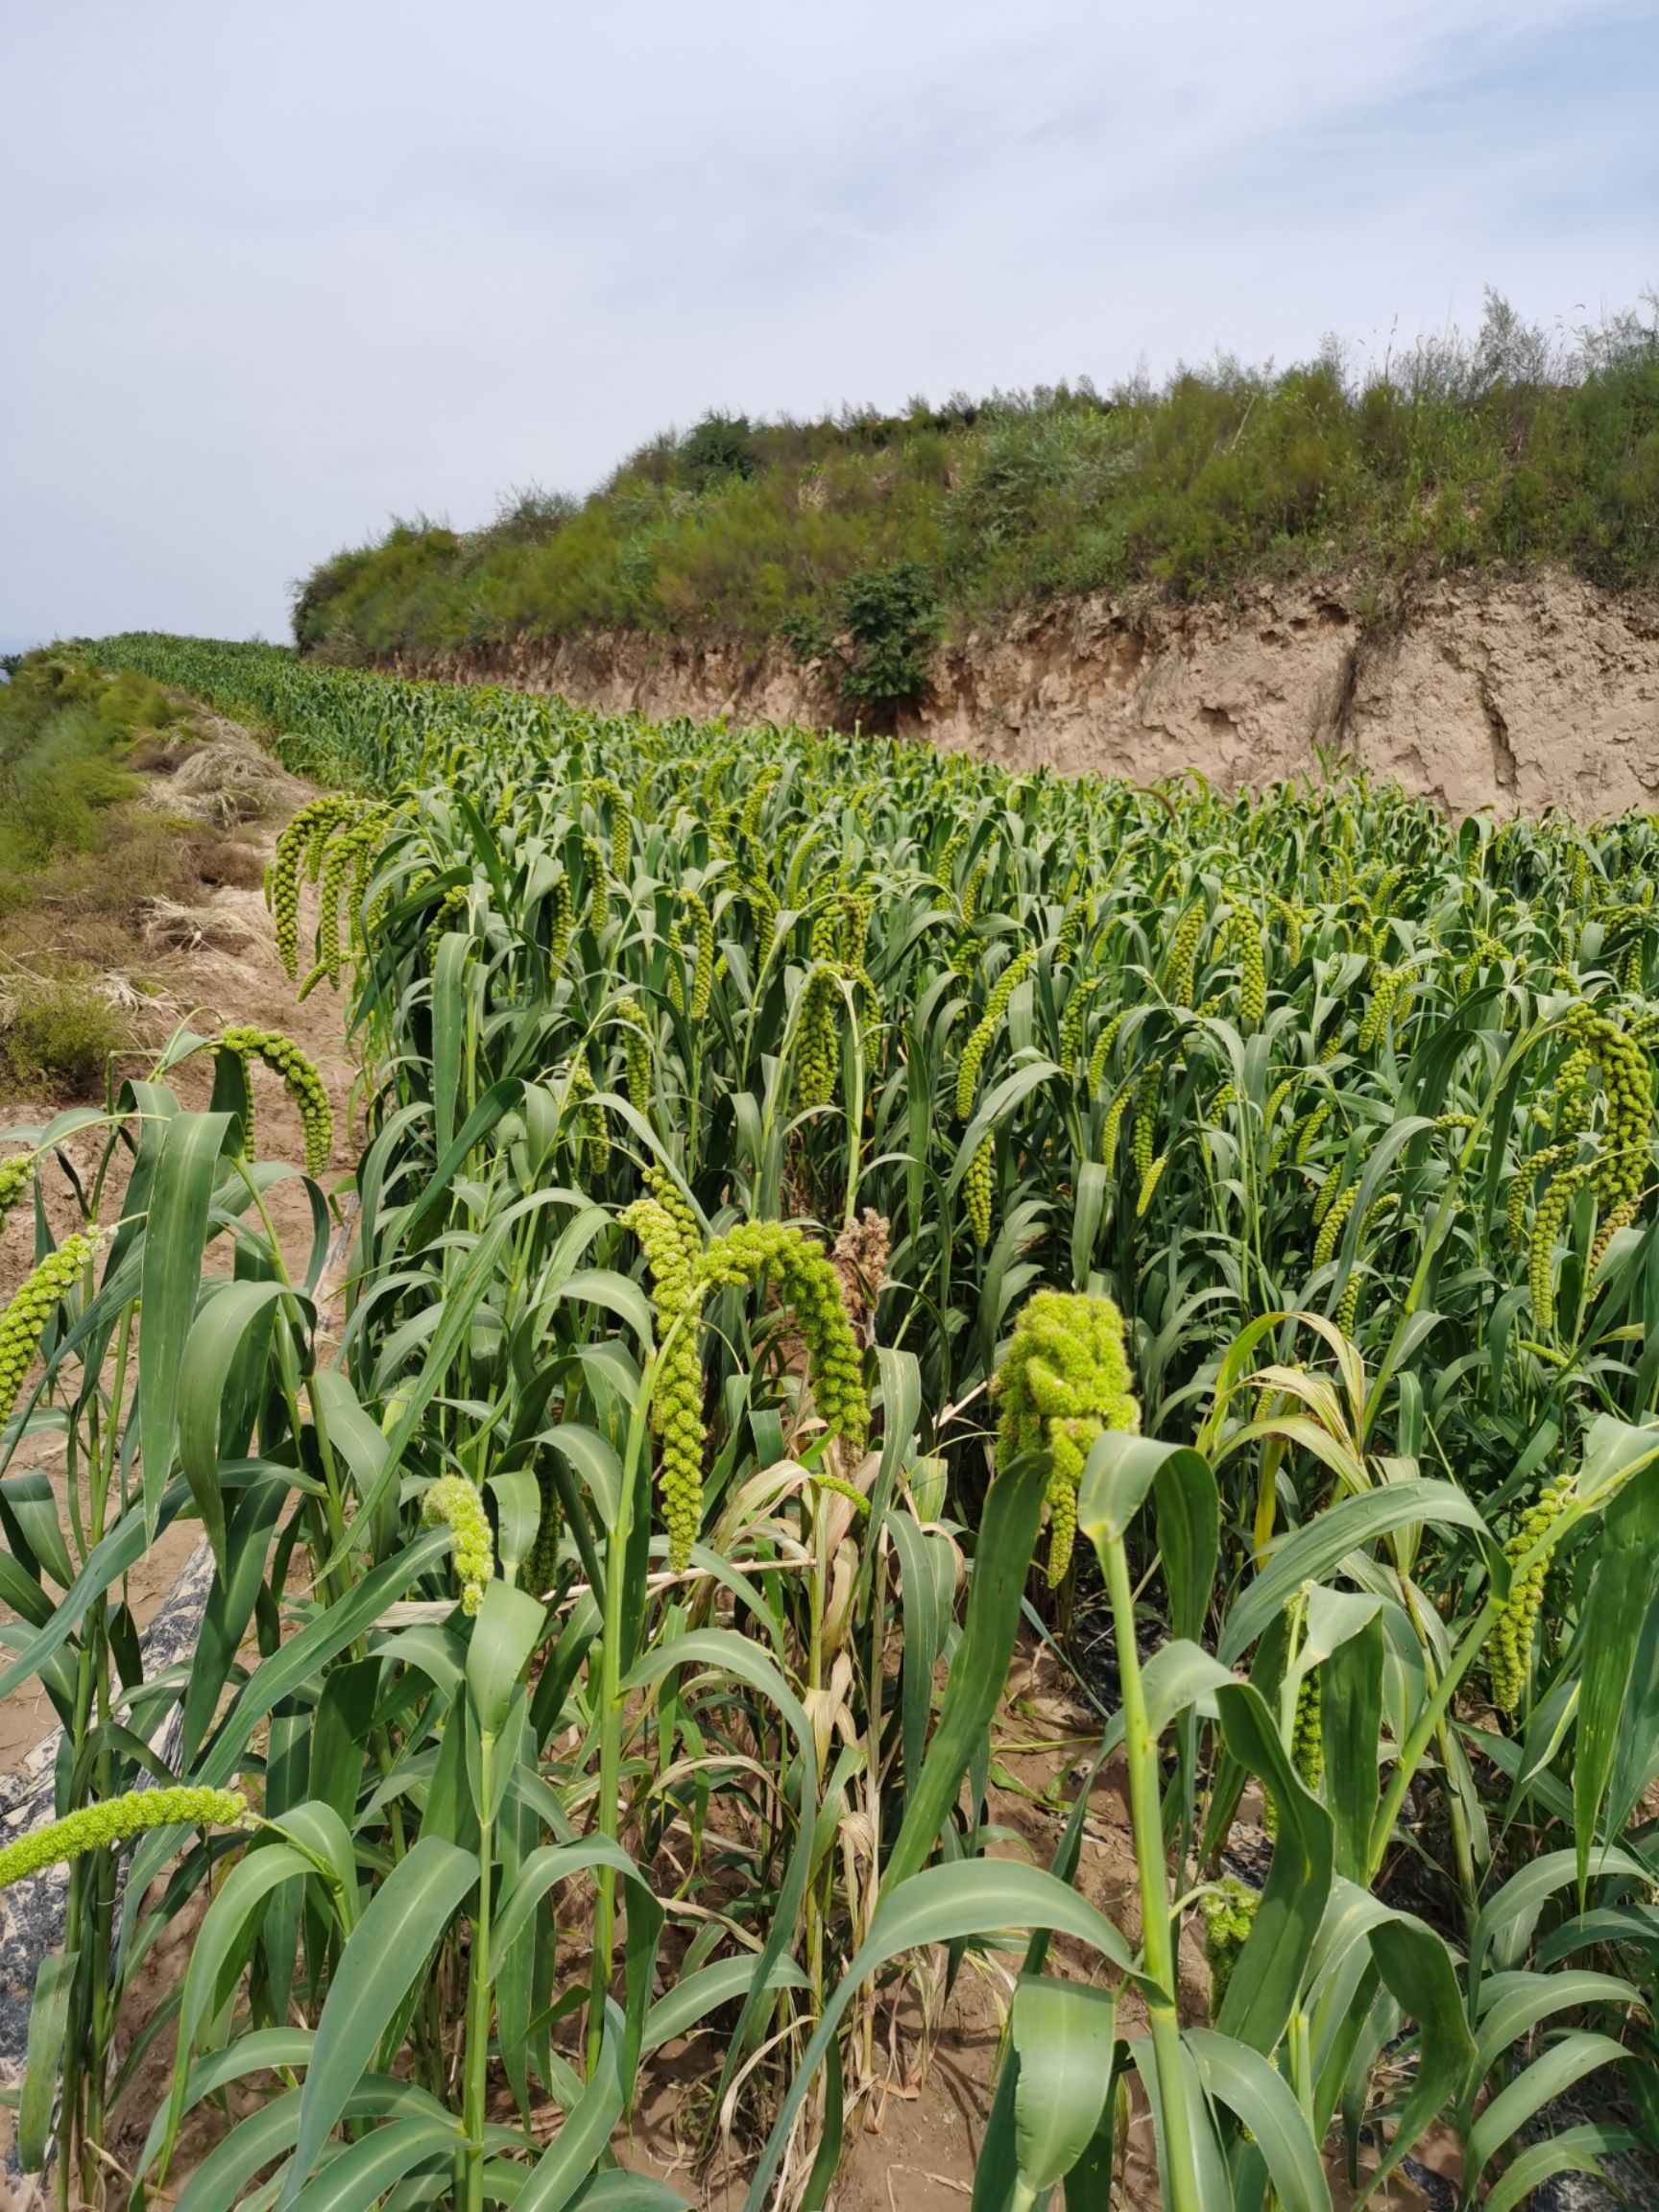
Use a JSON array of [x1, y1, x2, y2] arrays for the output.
[[3, 0, 1656, 650]]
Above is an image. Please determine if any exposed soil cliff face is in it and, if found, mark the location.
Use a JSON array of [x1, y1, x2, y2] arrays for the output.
[[386, 568, 1659, 818]]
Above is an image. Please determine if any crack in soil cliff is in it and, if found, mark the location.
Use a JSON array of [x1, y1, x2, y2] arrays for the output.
[[1478, 663, 1519, 794], [1330, 640, 1360, 760]]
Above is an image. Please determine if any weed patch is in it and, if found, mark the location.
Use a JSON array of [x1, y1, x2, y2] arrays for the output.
[[0, 969, 128, 1095]]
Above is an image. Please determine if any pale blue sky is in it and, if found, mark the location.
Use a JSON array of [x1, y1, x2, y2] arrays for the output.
[[3, 0, 1655, 649]]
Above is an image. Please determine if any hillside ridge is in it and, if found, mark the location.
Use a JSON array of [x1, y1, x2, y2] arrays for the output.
[[295, 296, 1659, 703]]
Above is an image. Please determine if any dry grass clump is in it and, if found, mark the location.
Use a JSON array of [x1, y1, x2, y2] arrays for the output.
[[155, 736, 306, 826]]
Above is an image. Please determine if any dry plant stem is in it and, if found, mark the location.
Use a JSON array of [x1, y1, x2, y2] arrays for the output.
[[1103, 1527, 1203, 2212]]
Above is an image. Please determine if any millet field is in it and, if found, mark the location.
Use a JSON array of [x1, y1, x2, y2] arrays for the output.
[[3, 631, 1658, 2210]]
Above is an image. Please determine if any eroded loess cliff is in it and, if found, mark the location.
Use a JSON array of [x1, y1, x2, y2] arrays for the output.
[[384, 568, 1659, 818]]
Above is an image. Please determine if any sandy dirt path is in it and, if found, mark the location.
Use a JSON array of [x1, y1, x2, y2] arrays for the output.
[[0, 747, 357, 1773]]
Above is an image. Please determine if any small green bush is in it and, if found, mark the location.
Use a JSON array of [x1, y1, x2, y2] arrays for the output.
[[680, 412, 759, 490], [834, 561, 940, 722], [0, 974, 127, 1095]]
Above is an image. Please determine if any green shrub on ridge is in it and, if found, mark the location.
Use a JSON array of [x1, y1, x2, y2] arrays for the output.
[[291, 291, 1659, 673]]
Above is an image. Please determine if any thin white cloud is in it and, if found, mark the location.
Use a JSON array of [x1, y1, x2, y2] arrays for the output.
[[2, 0, 1653, 640]]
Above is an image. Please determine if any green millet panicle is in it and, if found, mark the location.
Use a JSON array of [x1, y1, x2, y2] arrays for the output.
[[1357, 966, 1410, 1052], [1164, 902, 1206, 1009], [686, 890, 718, 1019], [421, 1475, 494, 1615], [699, 1220, 868, 1455], [219, 1027, 333, 1177], [0, 1231, 104, 1425], [1590, 1199, 1637, 1270], [1313, 1182, 1361, 1271], [1098, 1082, 1133, 1168], [1053, 900, 1087, 968], [616, 996, 655, 1114], [1508, 1141, 1568, 1243], [1310, 1160, 1344, 1228], [1291, 1670, 1323, 1793], [1568, 1003, 1653, 1221], [965, 1130, 995, 1245], [1490, 1472, 1575, 1717], [623, 1194, 709, 1569], [795, 963, 843, 1110], [747, 875, 781, 967], [1130, 1065, 1160, 1194], [1261, 1076, 1299, 1162], [548, 876, 575, 970], [955, 947, 1038, 1119], [269, 795, 360, 981], [625, 1197, 870, 1572], [993, 1290, 1140, 1586], [347, 818, 387, 951], [736, 768, 777, 850], [588, 778, 631, 877], [1528, 1163, 1588, 1333], [1057, 974, 1098, 1073], [1293, 1098, 1334, 1166], [524, 1460, 562, 1599], [0, 1789, 248, 1892], [0, 1151, 35, 1232], [1265, 895, 1305, 964], [1200, 1878, 1260, 2016], [583, 835, 609, 934], [1539, 1045, 1594, 1139], [1222, 906, 1267, 1029], [841, 889, 875, 972], [1136, 1153, 1168, 1216], [1086, 1009, 1128, 1095], [424, 882, 469, 951], [808, 902, 844, 967], [1459, 935, 1506, 994], [301, 805, 338, 881], [308, 823, 359, 989], [565, 1052, 610, 1177], [959, 856, 989, 926]]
